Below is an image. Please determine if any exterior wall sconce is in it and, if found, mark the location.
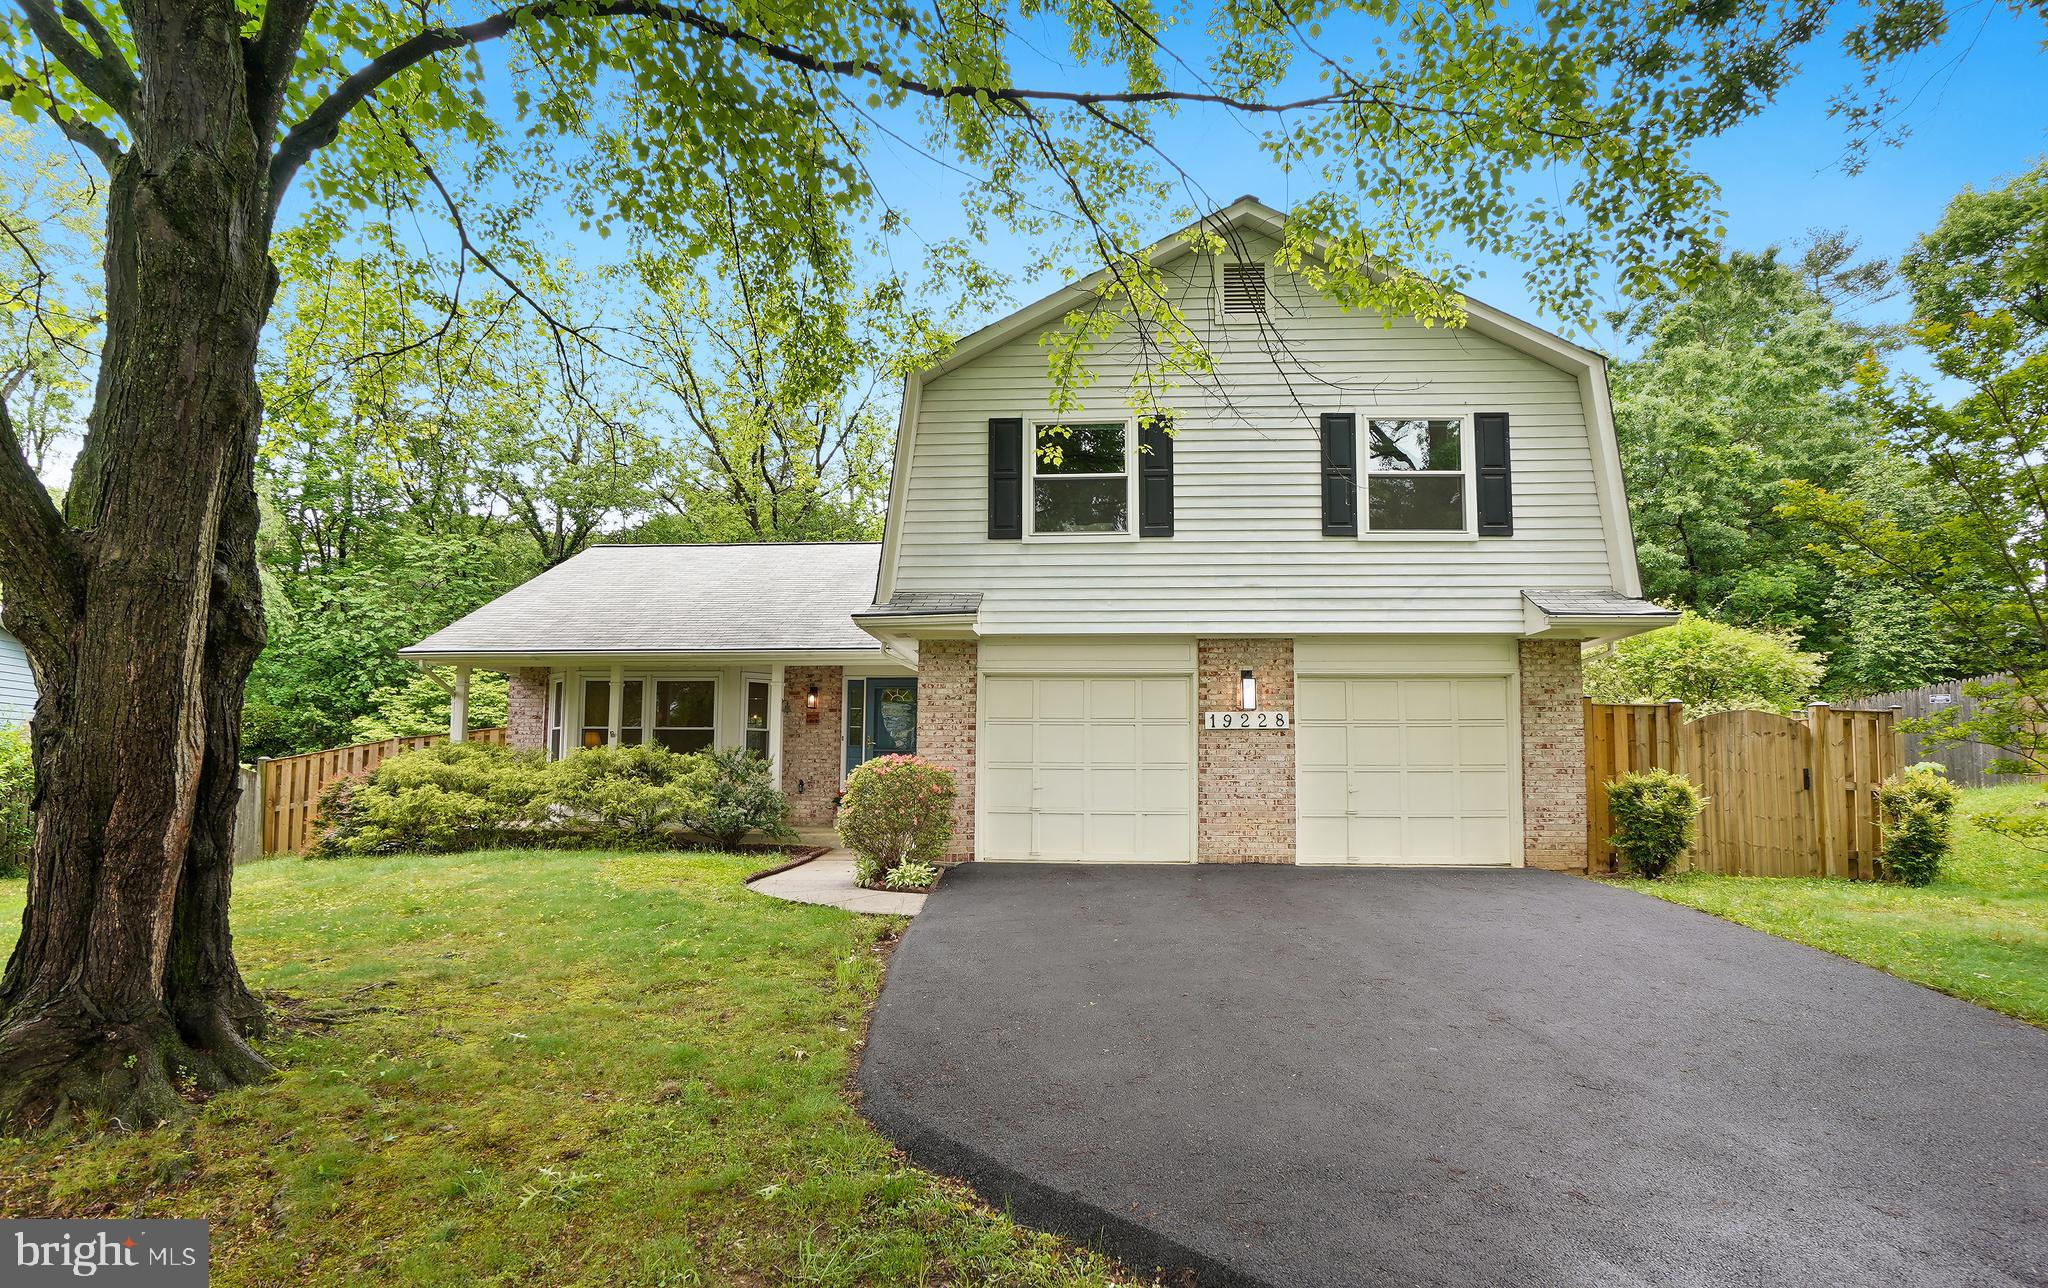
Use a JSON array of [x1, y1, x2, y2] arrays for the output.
[[806, 684, 819, 711], [1239, 668, 1257, 711]]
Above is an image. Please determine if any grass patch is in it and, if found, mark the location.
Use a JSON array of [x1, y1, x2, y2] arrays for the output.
[[0, 850, 1139, 1286], [1618, 784, 2048, 1026]]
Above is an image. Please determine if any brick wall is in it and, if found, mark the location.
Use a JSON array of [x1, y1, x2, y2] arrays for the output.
[[781, 666, 844, 828], [1196, 638, 1296, 863], [915, 640, 978, 861], [1519, 638, 1586, 871], [506, 667, 549, 751]]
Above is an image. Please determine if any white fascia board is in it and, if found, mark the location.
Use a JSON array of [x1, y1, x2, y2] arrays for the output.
[[394, 648, 900, 669]]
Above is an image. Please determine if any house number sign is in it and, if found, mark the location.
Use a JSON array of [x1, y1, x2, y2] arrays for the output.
[[1203, 710, 1291, 730]]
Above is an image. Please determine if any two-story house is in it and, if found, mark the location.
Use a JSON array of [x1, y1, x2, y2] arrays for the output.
[[402, 197, 1675, 868]]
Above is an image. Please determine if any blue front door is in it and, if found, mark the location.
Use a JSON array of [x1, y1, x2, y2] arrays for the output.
[[848, 677, 918, 774]]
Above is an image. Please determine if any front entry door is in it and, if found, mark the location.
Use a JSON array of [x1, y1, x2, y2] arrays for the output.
[[848, 677, 919, 773]]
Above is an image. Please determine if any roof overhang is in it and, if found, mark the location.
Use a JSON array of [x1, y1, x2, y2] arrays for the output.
[[396, 646, 902, 670], [1521, 592, 1679, 644]]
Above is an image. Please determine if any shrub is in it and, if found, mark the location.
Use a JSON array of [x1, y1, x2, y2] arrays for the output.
[[541, 743, 713, 847], [678, 746, 794, 848], [882, 859, 939, 891], [1876, 762, 1963, 887], [309, 742, 546, 857], [0, 725, 32, 878], [838, 754, 956, 888], [1583, 611, 1823, 717], [1605, 768, 1705, 879]]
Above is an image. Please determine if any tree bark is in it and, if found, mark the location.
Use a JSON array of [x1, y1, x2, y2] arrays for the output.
[[0, 1, 276, 1128]]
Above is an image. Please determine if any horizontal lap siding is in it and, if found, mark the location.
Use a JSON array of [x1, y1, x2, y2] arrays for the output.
[[897, 246, 1613, 634]]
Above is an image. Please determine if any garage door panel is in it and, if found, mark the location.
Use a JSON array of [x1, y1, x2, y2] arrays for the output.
[[1457, 724, 1510, 765], [979, 672, 1194, 862], [1085, 722, 1138, 765], [1140, 677, 1190, 720], [1404, 724, 1457, 766], [1298, 674, 1516, 867], [984, 678, 1037, 719]]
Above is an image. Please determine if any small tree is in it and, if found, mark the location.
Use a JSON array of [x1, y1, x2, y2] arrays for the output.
[[837, 755, 957, 888], [1605, 769, 1706, 879], [1875, 764, 1963, 887], [1584, 612, 1824, 717]]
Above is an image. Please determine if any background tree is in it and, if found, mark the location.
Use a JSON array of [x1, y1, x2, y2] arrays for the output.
[[1584, 611, 1825, 716], [0, 0, 2000, 1128], [0, 117, 98, 473], [1784, 159, 2048, 825]]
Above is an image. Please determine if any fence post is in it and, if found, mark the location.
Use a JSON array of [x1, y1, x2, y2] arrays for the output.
[[1807, 703, 1837, 878]]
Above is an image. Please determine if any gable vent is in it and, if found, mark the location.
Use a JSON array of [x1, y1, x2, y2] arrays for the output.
[[1221, 261, 1267, 318]]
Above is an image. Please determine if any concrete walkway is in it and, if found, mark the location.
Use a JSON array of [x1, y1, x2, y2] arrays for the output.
[[747, 852, 927, 915], [861, 864, 2048, 1288]]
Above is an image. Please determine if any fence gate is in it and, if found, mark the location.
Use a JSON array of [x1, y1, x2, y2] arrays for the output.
[[1585, 702, 1899, 879]]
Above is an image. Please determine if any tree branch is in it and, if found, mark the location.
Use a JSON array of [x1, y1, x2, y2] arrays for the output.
[[0, 395, 83, 655], [244, 0, 318, 145], [0, 74, 121, 165], [269, 0, 1339, 211], [8, 0, 134, 122]]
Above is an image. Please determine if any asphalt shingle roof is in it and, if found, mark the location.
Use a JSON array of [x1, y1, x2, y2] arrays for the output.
[[402, 543, 884, 656], [856, 591, 984, 618], [1523, 589, 1678, 619]]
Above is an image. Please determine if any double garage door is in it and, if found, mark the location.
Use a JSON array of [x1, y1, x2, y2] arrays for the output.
[[976, 657, 1517, 866]]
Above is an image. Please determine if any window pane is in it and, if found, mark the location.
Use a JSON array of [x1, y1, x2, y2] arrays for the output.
[[1035, 422, 1126, 475], [654, 679, 714, 729], [745, 730, 769, 756], [844, 679, 865, 771], [1368, 418, 1461, 472], [621, 680, 643, 731], [654, 728, 714, 754], [1368, 475, 1465, 531], [745, 682, 770, 733], [1034, 477, 1128, 534]]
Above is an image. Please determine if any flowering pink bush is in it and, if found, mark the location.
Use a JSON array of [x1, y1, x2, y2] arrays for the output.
[[836, 754, 957, 887]]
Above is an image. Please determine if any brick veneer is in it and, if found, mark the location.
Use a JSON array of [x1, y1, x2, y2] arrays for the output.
[[915, 640, 978, 861], [1196, 638, 1297, 863], [781, 666, 845, 827], [1519, 638, 1587, 871], [506, 667, 549, 751]]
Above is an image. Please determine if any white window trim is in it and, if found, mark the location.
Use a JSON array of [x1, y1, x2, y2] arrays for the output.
[[565, 670, 722, 752], [1212, 255, 1270, 328], [1356, 410, 1480, 541], [1023, 413, 1140, 542]]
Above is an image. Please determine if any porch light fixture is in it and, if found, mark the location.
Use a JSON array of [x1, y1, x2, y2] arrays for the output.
[[1239, 669, 1257, 711], [806, 684, 820, 712]]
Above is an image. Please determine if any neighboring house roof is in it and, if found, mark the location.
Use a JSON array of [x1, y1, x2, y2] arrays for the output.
[[872, 194, 1646, 607], [402, 543, 886, 658]]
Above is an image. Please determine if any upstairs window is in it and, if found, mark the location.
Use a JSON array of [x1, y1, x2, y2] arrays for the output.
[[1364, 416, 1469, 534], [1220, 261, 1267, 320], [1031, 419, 1131, 535]]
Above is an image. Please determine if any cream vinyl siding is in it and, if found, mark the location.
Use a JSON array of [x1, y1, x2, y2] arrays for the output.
[[892, 237, 1614, 635]]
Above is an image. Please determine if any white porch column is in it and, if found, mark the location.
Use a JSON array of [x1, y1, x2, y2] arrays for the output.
[[607, 661, 625, 747], [449, 665, 471, 743], [768, 662, 786, 787]]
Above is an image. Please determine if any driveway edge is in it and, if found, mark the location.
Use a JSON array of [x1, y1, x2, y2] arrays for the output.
[[855, 1073, 1271, 1288]]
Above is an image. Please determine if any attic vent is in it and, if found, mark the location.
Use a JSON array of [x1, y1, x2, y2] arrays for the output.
[[1221, 261, 1267, 318]]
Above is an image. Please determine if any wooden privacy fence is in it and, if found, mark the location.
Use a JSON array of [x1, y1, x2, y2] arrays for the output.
[[1845, 674, 2041, 789], [258, 728, 507, 855], [1584, 701, 1901, 879]]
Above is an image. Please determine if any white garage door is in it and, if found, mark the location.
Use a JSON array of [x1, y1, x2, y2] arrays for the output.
[[1296, 677, 1517, 865], [980, 675, 1195, 862]]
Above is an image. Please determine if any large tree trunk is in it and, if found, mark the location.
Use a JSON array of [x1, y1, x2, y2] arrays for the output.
[[0, 8, 275, 1128]]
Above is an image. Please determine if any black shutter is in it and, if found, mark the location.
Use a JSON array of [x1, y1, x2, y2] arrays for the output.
[[1475, 412, 1513, 537], [1320, 412, 1357, 536], [1138, 417, 1174, 537], [988, 417, 1023, 539]]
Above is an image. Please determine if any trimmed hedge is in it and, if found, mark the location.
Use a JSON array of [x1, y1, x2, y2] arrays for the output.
[[1876, 762, 1963, 886], [1605, 768, 1705, 879]]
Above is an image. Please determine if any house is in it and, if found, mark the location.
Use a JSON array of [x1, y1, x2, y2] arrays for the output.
[[0, 625, 35, 725], [402, 197, 1676, 867]]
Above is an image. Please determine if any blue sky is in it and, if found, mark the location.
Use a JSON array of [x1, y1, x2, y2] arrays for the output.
[[835, 2, 2048, 353]]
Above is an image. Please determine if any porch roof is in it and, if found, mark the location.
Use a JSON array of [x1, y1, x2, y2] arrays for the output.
[[401, 542, 886, 660]]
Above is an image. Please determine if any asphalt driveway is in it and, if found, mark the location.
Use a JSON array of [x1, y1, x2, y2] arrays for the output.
[[857, 865, 2048, 1287]]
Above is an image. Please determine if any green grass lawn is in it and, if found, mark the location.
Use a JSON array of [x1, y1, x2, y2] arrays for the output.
[[1618, 784, 2048, 1026], [0, 851, 1137, 1287]]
